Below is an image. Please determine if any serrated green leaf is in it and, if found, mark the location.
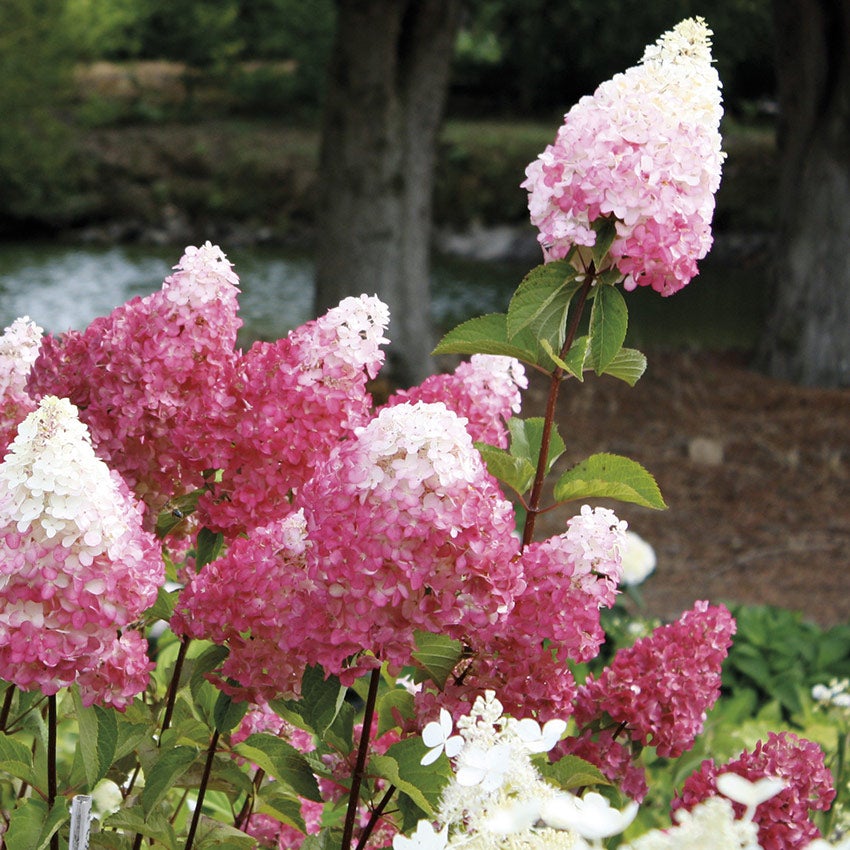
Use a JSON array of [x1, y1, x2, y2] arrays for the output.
[[301, 828, 345, 850], [508, 417, 566, 474], [74, 689, 118, 789], [412, 632, 463, 689], [589, 285, 628, 373], [196, 527, 224, 569], [4, 799, 68, 850], [377, 688, 416, 739], [553, 453, 666, 510], [590, 216, 618, 265], [592, 347, 647, 386], [475, 443, 535, 495], [188, 644, 229, 701], [377, 737, 452, 815], [192, 815, 259, 849], [235, 734, 321, 802], [537, 754, 611, 790], [257, 786, 308, 833], [105, 808, 177, 850], [0, 732, 38, 787], [148, 586, 179, 622], [140, 745, 199, 815], [213, 690, 249, 733], [507, 261, 583, 344], [155, 489, 204, 539], [433, 313, 537, 362]]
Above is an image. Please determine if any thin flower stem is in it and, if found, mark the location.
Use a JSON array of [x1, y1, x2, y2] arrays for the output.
[[341, 668, 382, 850], [0, 685, 14, 730], [522, 273, 595, 548], [234, 767, 265, 829], [48, 694, 59, 850], [161, 636, 191, 738], [355, 784, 396, 850], [185, 728, 221, 850]]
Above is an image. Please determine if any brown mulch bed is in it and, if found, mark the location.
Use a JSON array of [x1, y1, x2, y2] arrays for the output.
[[530, 351, 850, 627]]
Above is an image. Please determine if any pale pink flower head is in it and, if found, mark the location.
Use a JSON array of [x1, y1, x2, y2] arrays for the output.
[[0, 396, 163, 708], [0, 317, 42, 455], [674, 731, 836, 850], [387, 354, 527, 448], [523, 17, 724, 295], [574, 600, 735, 758]]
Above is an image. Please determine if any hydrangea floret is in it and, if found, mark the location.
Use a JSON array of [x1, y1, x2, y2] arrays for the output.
[[0, 316, 42, 454]]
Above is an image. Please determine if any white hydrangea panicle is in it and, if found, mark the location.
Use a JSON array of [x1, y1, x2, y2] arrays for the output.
[[540, 791, 638, 840], [621, 796, 760, 850], [162, 241, 241, 308], [0, 316, 43, 397]]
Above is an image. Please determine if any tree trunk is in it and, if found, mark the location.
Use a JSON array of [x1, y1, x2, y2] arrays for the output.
[[314, 0, 460, 387], [759, 0, 850, 387]]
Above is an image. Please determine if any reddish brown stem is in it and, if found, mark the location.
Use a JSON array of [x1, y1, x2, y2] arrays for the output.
[[522, 273, 595, 548]]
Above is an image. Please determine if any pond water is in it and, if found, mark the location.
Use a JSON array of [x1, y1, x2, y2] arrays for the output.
[[0, 240, 770, 350]]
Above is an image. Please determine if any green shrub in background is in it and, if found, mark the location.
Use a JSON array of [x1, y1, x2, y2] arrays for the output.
[[0, 0, 82, 228]]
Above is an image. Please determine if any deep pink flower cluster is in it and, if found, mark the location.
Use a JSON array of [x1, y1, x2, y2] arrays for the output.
[[674, 732, 836, 850], [0, 397, 163, 708], [386, 354, 527, 448], [28, 242, 243, 506], [574, 601, 736, 758], [0, 317, 42, 455], [443, 505, 626, 722], [195, 295, 389, 535], [522, 18, 724, 295], [174, 402, 524, 699]]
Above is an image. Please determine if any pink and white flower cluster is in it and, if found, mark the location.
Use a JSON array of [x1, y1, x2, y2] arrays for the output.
[[0, 317, 42, 455], [523, 17, 724, 295], [0, 396, 162, 708]]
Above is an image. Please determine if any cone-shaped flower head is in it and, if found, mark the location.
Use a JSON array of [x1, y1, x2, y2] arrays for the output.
[[523, 17, 724, 295], [0, 317, 42, 455], [0, 396, 163, 708]]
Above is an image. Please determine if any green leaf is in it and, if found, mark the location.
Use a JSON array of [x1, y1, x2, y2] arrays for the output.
[[377, 688, 416, 739], [192, 815, 259, 849], [537, 754, 611, 791], [155, 488, 203, 539], [0, 732, 38, 787], [590, 216, 618, 266], [507, 261, 583, 343], [412, 632, 463, 688], [148, 586, 179, 622], [235, 734, 321, 802], [588, 284, 628, 373], [563, 335, 590, 379], [196, 527, 224, 569], [257, 785, 308, 833], [301, 828, 345, 850], [432, 313, 537, 362], [105, 808, 177, 850], [475, 443, 535, 495], [508, 417, 566, 474], [590, 347, 647, 386], [189, 644, 230, 700], [4, 799, 69, 850], [140, 745, 199, 815], [213, 690, 249, 733], [375, 737, 452, 815], [553, 453, 666, 510], [74, 689, 118, 789]]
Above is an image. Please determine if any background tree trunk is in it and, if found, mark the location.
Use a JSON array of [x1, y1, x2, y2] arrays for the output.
[[759, 0, 850, 386], [314, 0, 460, 386]]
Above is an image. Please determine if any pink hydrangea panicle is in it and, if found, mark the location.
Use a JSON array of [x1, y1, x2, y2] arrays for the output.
[[289, 401, 523, 681], [386, 354, 527, 448], [28, 243, 242, 509], [0, 396, 163, 708], [522, 17, 724, 295], [440, 506, 626, 722], [674, 732, 836, 850], [574, 601, 735, 758], [0, 317, 43, 455], [195, 295, 390, 534]]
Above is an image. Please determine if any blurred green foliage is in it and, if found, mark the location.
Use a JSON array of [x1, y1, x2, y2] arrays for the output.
[[0, 0, 81, 225]]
